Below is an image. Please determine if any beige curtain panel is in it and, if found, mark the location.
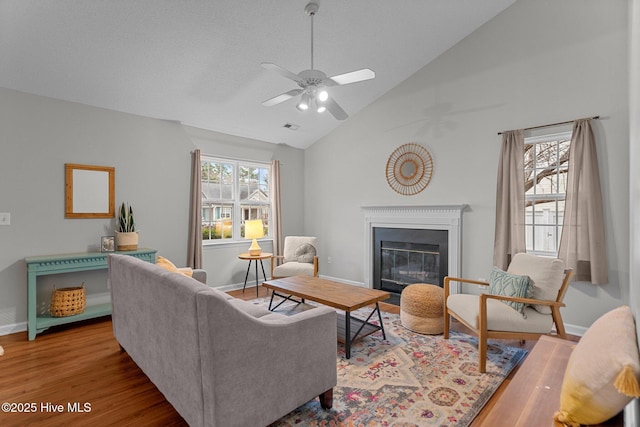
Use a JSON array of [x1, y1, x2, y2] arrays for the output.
[[493, 129, 526, 270], [270, 160, 283, 258], [187, 149, 203, 269], [558, 119, 608, 284]]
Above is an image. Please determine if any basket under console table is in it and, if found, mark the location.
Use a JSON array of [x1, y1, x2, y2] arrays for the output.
[[25, 248, 157, 340]]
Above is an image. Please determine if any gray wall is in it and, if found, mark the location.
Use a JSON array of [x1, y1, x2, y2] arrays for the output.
[[0, 87, 305, 333], [304, 0, 630, 331]]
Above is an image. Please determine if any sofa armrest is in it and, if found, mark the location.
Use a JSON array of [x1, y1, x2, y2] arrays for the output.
[[191, 269, 207, 284]]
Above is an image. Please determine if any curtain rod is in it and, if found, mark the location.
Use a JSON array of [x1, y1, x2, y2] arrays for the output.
[[497, 116, 600, 136]]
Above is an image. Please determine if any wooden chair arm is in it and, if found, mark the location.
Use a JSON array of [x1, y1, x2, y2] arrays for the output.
[[445, 276, 490, 286], [444, 276, 490, 298], [480, 293, 566, 308], [270, 255, 283, 278]]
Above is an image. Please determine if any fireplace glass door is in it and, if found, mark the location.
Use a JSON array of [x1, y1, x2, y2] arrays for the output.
[[380, 242, 440, 294]]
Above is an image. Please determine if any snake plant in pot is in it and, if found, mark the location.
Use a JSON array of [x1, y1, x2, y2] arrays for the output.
[[115, 202, 138, 251]]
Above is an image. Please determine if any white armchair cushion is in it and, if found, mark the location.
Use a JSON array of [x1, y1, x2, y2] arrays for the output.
[[447, 294, 553, 333], [273, 262, 315, 278], [507, 253, 566, 314], [283, 236, 318, 263]]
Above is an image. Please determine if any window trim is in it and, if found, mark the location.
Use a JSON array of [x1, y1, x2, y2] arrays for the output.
[[201, 155, 272, 247]]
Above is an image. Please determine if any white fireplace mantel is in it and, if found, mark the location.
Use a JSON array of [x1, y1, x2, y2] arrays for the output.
[[361, 204, 467, 290]]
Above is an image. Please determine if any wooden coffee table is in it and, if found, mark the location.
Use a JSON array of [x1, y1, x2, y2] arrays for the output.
[[262, 275, 390, 359]]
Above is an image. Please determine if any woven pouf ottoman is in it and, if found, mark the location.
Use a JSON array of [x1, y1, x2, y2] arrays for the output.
[[400, 283, 445, 335]]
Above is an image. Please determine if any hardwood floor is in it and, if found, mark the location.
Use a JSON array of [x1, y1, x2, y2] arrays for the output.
[[0, 285, 564, 426]]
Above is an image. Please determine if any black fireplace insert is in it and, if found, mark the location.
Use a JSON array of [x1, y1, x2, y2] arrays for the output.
[[373, 227, 448, 305]]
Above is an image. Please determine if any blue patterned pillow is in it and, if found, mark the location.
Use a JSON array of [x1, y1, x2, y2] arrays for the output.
[[488, 267, 531, 314]]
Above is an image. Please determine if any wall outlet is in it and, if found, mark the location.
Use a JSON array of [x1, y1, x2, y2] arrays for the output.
[[478, 278, 488, 290], [327, 256, 332, 264], [0, 212, 10, 226]]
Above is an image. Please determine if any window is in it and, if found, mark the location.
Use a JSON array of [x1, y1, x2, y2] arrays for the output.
[[524, 131, 571, 256], [201, 157, 270, 244]]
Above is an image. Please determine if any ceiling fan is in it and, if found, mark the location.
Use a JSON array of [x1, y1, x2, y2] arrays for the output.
[[261, 2, 375, 120]]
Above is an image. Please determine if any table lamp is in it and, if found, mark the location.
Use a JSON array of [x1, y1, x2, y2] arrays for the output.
[[245, 219, 265, 256]]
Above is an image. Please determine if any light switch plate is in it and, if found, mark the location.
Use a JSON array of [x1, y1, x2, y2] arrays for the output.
[[0, 212, 10, 225]]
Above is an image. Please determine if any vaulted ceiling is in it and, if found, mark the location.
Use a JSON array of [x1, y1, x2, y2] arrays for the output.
[[0, 0, 516, 149]]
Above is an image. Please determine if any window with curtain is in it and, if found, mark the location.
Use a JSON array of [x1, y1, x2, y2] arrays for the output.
[[200, 156, 271, 244], [524, 131, 572, 256]]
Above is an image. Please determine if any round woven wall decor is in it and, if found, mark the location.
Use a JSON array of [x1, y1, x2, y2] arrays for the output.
[[385, 143, 433, 195]]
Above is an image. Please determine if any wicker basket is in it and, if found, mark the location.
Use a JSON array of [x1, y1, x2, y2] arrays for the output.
[[50, 284, 86, 317]]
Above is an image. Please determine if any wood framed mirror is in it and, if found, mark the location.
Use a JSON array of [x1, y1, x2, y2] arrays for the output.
[[65, 163, 115, 218]]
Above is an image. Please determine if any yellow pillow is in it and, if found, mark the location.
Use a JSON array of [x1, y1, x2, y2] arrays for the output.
[[156, 256, 193, 278], [554, 305, 640, 426]]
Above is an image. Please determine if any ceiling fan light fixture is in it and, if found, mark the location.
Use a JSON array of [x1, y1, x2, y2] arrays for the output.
[[261, 2, 375, 121], [297, 92, 311, 111]]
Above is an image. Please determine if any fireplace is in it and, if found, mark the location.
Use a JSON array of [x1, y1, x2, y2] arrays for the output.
[[362, 205, 466, 305], [373, 227, 448, 305]]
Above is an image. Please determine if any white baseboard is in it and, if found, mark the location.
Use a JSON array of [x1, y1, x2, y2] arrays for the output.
[[214, 281, 254, 293], [0, 321, 27, 336], [318, 274, 366, 288], [564, 323, 587, 337]]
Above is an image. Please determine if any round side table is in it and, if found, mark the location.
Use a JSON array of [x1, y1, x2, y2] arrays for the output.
[[238, 252, 272, 298]]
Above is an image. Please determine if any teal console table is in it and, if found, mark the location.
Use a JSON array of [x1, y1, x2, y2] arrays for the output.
[[25, 248, 157, 340]]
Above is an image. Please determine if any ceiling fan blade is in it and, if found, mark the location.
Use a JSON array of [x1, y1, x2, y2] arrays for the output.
[[261, 62, 302, 83], [328, 68, 375, 86], [262, 89, 303, 107], [324, 96, 348, 120]]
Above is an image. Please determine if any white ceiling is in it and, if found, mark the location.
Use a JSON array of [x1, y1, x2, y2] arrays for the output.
[[0, 0, 516, 149]]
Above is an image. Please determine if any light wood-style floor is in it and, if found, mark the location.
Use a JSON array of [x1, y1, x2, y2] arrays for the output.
[[0, 285, 563, 426]]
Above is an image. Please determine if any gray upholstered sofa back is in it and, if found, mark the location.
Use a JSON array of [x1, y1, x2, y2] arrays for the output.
[[108, 254, 337, 427]]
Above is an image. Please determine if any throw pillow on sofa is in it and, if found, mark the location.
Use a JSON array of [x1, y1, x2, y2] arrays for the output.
[[156, 255, 193, 277]]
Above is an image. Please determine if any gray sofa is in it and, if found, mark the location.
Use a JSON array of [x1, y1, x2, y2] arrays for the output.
[[108, 254, 337, 427]]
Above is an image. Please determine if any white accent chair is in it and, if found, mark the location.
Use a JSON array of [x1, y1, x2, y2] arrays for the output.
[[444, 253, 573, 373], [271, 236, 319, 279]]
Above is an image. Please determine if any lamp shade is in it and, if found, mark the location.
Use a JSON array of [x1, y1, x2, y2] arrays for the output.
[[245, 219, 264, 256], [245, 220, 265, 239]]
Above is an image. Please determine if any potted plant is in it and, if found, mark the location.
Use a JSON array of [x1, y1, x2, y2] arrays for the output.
[[115, 202, 138, 251]]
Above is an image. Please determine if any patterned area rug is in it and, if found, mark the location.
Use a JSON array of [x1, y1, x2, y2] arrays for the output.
[[254, 299, 527, 427]]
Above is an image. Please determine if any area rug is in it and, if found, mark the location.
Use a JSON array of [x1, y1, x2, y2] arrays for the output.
[[251, 298, 528, 427]]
